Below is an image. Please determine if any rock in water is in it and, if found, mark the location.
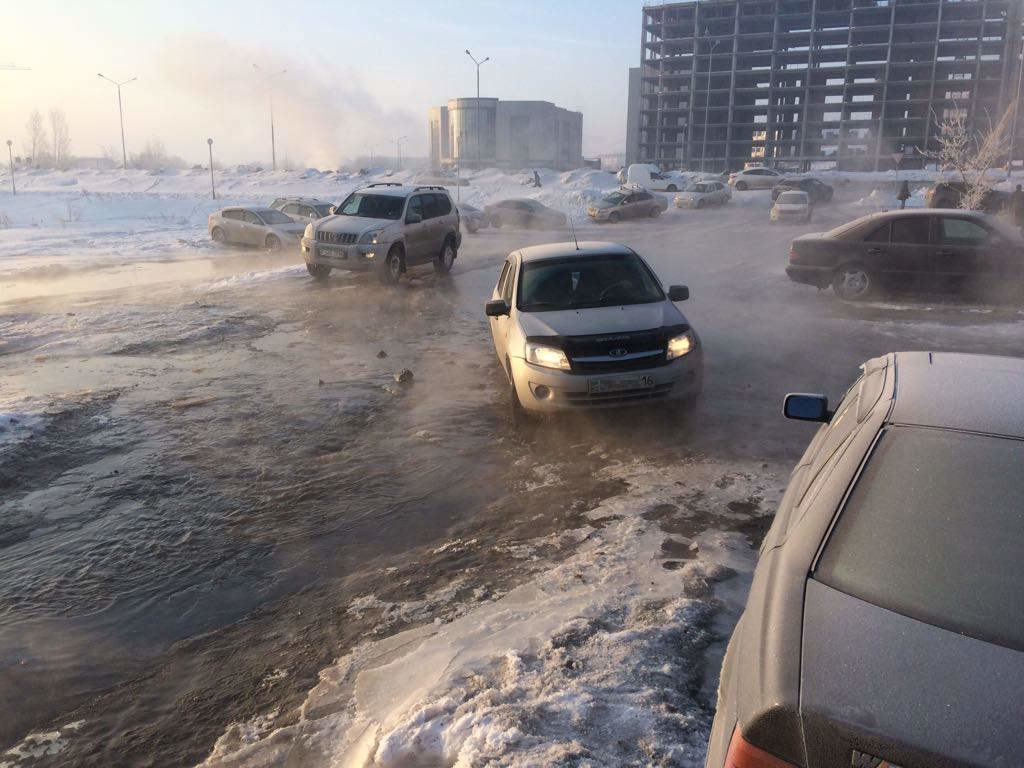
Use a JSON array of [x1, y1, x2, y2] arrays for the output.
[[394, 369, 414, 384]]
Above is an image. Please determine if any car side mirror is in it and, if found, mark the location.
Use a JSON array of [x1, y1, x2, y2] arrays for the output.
[[784, 393, 832, 423], [485, 299, 510, 317], [668, 285, 689, 302], [407, 212, 423, 224]]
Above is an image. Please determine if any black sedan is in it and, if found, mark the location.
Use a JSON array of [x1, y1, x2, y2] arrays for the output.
[[484, 199, 568, 230], [771, 177, 834, 203], [706, 351, 1024, 768], [785, 209, 1024, 300]]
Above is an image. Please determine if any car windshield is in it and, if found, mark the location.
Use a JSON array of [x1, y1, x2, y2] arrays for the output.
[[336, 193, 404, 219], [517, 253, 664, 312], [603, 192, 626, 204], [259, 210, 294, 225], [816, 427, 1024, 652]]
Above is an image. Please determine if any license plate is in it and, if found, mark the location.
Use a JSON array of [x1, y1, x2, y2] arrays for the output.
[[323, 246, 347, 259], [588, 375, 655, 394]]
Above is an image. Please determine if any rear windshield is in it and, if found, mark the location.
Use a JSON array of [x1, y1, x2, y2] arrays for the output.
[[336, 193, 404, 220], [778, 192, 807, 204], [815, 427, 1024, 651], [518, 253, 664, 312]]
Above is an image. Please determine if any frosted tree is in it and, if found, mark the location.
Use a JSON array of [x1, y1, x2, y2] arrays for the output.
[[923, 101, 1015, 211], [48, 108, 72, 169], [24, 110, 48, 167]]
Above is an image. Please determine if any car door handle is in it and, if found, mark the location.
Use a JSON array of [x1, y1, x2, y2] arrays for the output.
[[937, 250, 953, 256], [867, 247, 883, 255]]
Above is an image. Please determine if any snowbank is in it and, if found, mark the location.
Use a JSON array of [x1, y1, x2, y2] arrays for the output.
[[198, 459, 779, 768]]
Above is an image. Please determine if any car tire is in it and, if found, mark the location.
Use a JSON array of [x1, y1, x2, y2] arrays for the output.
[[265, 234, 282, 252], [736, 181, 748, 191], [379, 245, 404, 285], [434, 237, 456, 274], [609, 211, 621, 224], [833, 263, 874, 301], [306, 263, 331, 280], [696, 199, 705, 209], [211, 227, 226, 244], [666, 184, 677, 192], [649, 206, 660, 217]]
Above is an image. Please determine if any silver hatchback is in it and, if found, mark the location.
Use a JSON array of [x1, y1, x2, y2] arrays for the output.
[[208, 207, 306, 250], [485, 242, 703, 416]]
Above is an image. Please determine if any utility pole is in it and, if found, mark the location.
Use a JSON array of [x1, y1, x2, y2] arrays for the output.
[[207, 138, 216, 199], [700, 33, 720, 175], [393, 136, 406, 171], [465, 49, 490, 170], [254, 64, 287, 171], [97, 73, 137, 169], [6, 140, 14, 195], [366, 146, 374, 169], [1009, 44, 1024, 178]]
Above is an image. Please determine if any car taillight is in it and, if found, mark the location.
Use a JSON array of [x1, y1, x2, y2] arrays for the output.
[[725, 727, 798, 768]]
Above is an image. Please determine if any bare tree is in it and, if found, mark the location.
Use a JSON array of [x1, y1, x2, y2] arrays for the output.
[[48, 108, 72, 169], [130, 138, 187, 171], [23, 110, 47, 167], [922, 101, 1016, 210]]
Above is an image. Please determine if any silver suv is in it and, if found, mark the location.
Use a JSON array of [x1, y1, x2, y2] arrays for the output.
[[301, 184, 461, 282]]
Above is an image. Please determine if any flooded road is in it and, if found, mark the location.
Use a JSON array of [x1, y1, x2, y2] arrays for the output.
[[3, 196, 1023, 765]]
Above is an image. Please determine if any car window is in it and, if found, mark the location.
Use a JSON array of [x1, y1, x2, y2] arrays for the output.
[[435, 194, 452, 216], [407, 195, 424, 222], [864, 222, 890, 243], [422, 194, 441, 219], [258, 210, 294, 225], [891, 217, 930, 245], [222, 210, 242, 221], [282, 204, 299, 214], [314, 204, 333, 217], [937, 217, 988, 245], [243, 210, 263, 225], [298, 206, 314, 218], [816, 427, 1024, 652]]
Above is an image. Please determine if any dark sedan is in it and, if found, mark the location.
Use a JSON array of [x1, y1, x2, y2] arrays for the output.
[[484, 199, 568, 230], [785, 209, 1024, 300], [706, 351, 1024, 768], [771, 177, 834, 203]]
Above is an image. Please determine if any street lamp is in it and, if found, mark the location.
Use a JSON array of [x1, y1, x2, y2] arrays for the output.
[[1009, 47, 1023, 178], [366, 145, 375, 169], [6, 140, 14, 196], [97, 73, 137, 169], [465, 49, 490, 170], [253, 64, 287, 171], [207, 138, 216, 200], [700, 33, 720, 175], [393, 136, 407, 171]]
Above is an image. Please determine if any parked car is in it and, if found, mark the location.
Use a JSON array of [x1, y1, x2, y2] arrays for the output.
[[707, 351, 1024, 768], [786, 208, 1024, 300], [624, 164, 681, 192], [771, 177, 834, 203], [771, 191, 813, 224], [728, 167, 783, 190], [484, 241, 702, 417], [924, 181, 1010, 213], [300, 183, 461, 283], [587, 187, 668, 222], [270, 197, 335, 222], [484, 199, 568, 230], [458, 203, 489, 234], [208, 206, 306, 250], [675, 180, 731, 209]]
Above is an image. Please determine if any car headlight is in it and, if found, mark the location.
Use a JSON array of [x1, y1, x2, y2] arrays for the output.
[[666, 331, 695, 361], [358, 228, 383, 245], [304, 223, 314, 238], [525, 342, 570, 371]]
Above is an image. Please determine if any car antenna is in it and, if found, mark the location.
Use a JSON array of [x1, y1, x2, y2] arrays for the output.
[[569, 216, 579, 250]]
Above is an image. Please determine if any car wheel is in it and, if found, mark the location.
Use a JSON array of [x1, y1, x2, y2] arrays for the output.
[[696, 198, 705, 209], [379, 245, 404, 285], [490, 215, 502, 228], [666, 184, 677, 192], [649, 206, 660, 217], [265, 234, 282, 252], [608, 211, 621, 224], [211, 226, 226, 244], [434, 237, 456, 274], [833, 263, 873, 301], [306, 263, 331, 280], [736, 181, 748, 191]]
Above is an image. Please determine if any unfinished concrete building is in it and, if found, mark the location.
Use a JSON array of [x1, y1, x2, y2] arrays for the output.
[[635, 0, 1024, 172]]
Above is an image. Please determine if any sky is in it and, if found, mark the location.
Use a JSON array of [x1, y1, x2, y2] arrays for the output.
[[1, 0, 643, 168]]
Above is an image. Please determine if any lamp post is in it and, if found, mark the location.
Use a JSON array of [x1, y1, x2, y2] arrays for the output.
[[1009, 46, 1023, 178], [253, 64, 287, 171], [366, 145, 375, 169], [700, 33, 720, 175], [207, 138, 216, 200], [97, 73, 137, 169], [393, 136, 406, 171], [465, 49, 490, 170], [6, 140, 14, 196]]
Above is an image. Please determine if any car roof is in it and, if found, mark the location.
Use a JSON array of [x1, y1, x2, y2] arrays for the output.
[[889, 352, 1024, 438], [354, 184, 451, 198], [516, 241, 635, 263]]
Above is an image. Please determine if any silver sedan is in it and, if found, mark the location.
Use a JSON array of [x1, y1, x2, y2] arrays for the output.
[[674, 181, 731, 209]]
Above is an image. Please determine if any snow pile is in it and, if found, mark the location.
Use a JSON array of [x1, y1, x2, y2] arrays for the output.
[[0, 720, 84, 767], [852, 186, 927, 211], [198, 459, 779, 768]]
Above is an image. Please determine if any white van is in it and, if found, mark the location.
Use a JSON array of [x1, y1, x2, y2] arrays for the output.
[[624, 164, 680, 192]]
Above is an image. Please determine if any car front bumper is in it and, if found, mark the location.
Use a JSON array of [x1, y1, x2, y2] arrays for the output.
[[785, 264, 833, 288], [509, 349, 703, 414], [302, 237, 382, 270]]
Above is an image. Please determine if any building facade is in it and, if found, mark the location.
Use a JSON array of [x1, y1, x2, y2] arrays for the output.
[[428, 99, 584, 170], [634, 0, 1024, 172]]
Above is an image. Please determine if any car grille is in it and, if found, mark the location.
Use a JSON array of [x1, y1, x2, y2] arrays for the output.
[[316, 231, 357, 244], [558, 327, 680, 374], [564, 383, 674, 405]]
